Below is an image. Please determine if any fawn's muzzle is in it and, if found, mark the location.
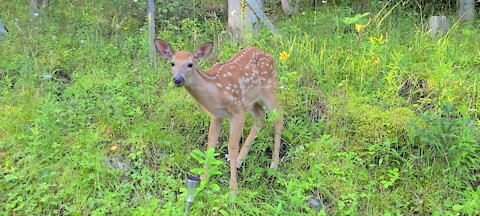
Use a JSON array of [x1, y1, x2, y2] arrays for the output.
[[173, 75, 185, 87]]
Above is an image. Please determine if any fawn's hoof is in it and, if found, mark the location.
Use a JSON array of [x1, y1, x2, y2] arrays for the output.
[[236, 158, 244, 169]]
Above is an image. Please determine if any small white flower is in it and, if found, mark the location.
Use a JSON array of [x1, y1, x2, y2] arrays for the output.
[[42, 74, 52, 80], [80, 40, 85, 44], [322, 0, 327, 3]]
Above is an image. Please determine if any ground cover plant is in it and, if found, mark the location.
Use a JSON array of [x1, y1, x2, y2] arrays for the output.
[[0, 0, 479, 215]]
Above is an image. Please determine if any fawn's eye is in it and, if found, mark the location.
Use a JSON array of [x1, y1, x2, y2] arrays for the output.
[[187, 63, 193, 68], [171, 62, 175, 67]]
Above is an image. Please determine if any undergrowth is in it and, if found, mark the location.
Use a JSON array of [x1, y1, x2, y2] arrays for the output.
[[0, 0, 479, 215]]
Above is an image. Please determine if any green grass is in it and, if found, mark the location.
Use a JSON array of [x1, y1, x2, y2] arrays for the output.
[[1, 1, 479, 215]]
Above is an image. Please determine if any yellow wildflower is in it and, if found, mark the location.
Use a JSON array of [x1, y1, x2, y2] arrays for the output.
[[280, 51, 290, 63], [355, 24, 364, 33], [110, 145, 118, 151], [369, 34, 385, 45]]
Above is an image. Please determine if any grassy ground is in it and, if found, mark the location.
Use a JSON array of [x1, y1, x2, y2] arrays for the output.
[[1, 1, 479, 215]]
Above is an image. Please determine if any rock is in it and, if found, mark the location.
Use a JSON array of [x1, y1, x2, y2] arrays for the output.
[[428, 16, 450, 37], [308, 196, 324, 212], [458, 0, 475, 21], [0, 19, 6, 38]]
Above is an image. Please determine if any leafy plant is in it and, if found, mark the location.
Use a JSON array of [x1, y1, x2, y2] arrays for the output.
[[0, 1, 479, 215], [341, 12, 371, 25], [190, 148, 223, 192], [452, 187, 480, 215], [412, 103, 480, 188]]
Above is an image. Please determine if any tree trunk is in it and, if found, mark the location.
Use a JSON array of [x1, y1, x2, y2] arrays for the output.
[[281, 0, 294, 15], [228, 0, 242, 40], [246, 0, 279, 35], [228, 0, 263, 41], [147, 0, 157, 69], [458, 0, 475, 21], [43, 0, 48, 10], [294, 0, 301, 12], [29, 0, 40, 17]]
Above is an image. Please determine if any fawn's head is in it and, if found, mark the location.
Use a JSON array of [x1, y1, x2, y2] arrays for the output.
[[154, 39, 213, 87]]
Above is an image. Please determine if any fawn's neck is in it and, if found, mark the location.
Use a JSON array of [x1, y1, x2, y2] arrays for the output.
[[183, 66, 221, 115]]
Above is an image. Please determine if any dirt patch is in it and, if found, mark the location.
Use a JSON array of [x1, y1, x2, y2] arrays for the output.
[[399, 77, 436, 111], [305, 96, 329, 123]]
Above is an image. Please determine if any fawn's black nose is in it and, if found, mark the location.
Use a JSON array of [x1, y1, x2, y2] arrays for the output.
[[173, 75, 185, 87]]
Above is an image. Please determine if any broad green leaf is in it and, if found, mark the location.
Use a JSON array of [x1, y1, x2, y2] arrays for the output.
[[219, 209, 229, 216], [210, 159, 223, 165], [209, 183, 220, 191], [191, 168, 204, 175], [191, 149, 205, 162]]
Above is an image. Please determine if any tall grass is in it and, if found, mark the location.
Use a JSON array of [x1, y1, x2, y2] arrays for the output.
[[1, 1, 479, 215]]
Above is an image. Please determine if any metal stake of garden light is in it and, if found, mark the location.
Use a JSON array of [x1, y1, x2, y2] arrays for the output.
[[185, 175, 201, 215]]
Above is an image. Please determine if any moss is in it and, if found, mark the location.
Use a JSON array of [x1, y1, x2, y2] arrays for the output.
[[329, 97, 419, 149]]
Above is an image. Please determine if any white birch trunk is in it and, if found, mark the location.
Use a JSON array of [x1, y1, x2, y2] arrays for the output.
[[294, 0, 301, 12], [228, 0, 242, 39], [246, 0, 279, 34], [458, 0, 475, 21], [29, 0, 40, 17], [147, 0, 157, 69], [281, 0, 294, 15], [228, 0, 262, 41], [43, 0, 48, 10]]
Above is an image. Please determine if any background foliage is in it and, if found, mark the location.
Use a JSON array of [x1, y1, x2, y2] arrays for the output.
[[0, 0, 479, 215]]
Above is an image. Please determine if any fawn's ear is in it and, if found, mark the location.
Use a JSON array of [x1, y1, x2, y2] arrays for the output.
[[154, 39, 173, 59], [194, 42, 213, 60]]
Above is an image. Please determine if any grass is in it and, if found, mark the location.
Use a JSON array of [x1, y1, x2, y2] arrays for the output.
[[1, 0, 479, 215]]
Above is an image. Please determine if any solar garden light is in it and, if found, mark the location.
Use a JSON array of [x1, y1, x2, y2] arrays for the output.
[[185, 175, 201, 215]]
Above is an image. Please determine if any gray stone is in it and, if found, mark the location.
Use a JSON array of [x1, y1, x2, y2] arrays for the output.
[[308, 196, 324, 212], [428, 16, 450, 37], [0, 19, 6, 38], [458, 0, 475, 21]]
